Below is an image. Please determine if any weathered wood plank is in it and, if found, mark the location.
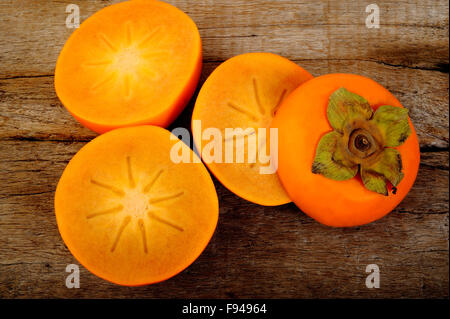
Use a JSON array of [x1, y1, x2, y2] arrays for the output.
[[0, 0, 448, 77], [1, 59, 448, 147], [0, 213, 448, 299], [0, 140, 448, 298]]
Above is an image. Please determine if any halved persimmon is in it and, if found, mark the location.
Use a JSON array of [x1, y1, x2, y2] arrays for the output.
[[272, 73, 420, 227], [55, 0, 202, 133], [192, 53, 313, 206], [54, 126, 218, 285]]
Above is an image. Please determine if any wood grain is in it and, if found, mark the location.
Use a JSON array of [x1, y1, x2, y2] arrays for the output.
[[0, 0, 448, 77], [0, 0, 448, 298]]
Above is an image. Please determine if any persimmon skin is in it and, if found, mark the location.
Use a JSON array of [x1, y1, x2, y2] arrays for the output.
[[55, 0, 202, 134], [272, 74, 420, 227]]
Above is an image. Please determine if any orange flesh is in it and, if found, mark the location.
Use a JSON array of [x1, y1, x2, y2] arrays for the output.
[[272, 73, 420, 227], [55, 0, 202, 133], [192, 53, 313, 206], [54, 126, 218, 285]]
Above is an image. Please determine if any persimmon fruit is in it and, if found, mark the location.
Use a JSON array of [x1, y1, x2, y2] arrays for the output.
[[192, 53, 313, 206], [272, 73, 420, 227], [55, 0, 202, 133], [54, 126, 218, 285]]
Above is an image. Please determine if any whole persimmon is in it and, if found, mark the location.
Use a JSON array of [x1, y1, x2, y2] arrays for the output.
[[271, 73, 420, 227]]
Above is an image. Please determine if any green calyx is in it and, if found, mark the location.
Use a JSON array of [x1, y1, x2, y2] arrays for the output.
[[312, 87, 411, 196]]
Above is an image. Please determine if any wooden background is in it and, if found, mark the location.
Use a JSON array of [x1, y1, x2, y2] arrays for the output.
[[0, 0, 448, 298]]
